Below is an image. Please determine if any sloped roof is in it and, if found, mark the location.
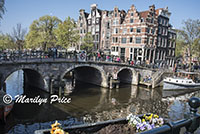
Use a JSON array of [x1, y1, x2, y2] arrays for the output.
[[155, 8, 163, 15], [139, 10, 149, 18]]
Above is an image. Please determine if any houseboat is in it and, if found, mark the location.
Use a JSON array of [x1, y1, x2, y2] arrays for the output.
[[163, 70, 200, 90]]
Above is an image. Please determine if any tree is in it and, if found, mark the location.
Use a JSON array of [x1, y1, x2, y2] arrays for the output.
[[25, 15, 61, 51], [81, 32, 94, 53], [55, 17, 80, 49], [0, 34, 15, 50], [175, 32, 187, 57], [0, 0, 5, 20], [11, 23, 27, 50], [178, 19, 200, 70]]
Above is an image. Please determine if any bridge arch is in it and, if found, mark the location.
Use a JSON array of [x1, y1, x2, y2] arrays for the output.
[[2, 68, 47, 95], [61, 64, 108, 88], [117, 67, 138, 85]]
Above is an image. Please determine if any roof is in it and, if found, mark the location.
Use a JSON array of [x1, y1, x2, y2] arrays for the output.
[[139, 10, 149, 18], [155, 8, 163, 15]]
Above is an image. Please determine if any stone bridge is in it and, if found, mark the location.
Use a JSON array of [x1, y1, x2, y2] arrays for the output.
[[0, 59, 156, 93]]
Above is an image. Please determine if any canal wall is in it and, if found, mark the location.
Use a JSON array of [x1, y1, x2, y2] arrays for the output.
[[5, 70, 24, 99]]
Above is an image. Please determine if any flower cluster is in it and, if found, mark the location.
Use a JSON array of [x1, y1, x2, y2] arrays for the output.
[[51, 121, 69, 134], [126, 113, 164, 132]]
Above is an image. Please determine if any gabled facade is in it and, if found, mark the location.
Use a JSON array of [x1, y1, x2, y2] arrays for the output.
[[77, 4, 176, 68]]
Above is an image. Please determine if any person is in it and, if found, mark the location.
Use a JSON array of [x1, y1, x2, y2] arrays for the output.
[[106, 55, 110, 62], [97, 52, 101, 61], [131, 60, 134, 65], [116, 57, 120, 62]]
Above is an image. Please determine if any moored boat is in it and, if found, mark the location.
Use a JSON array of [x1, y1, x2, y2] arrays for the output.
[[163, 70, 200, 90]]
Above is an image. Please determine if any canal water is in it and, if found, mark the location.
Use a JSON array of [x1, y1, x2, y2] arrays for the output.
[[1, 82, 200, 134]]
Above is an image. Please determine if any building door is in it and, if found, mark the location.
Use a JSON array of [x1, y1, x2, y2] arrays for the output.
[[120, 48, 125, 62]]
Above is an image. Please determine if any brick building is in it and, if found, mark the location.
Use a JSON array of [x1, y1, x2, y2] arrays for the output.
[[77, 4, 176, 67]]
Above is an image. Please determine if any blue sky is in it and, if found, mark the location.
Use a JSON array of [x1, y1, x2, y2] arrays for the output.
[[0, 0, 199, 34]]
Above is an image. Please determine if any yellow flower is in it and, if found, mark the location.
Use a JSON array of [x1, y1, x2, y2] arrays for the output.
[[142, 119, 145, 122], [51, 126, 61, 134], [150, 114, 153, 118], [54, 128, 65, 134], [154, 114, 159, 118], [51, 121, 61, 129]]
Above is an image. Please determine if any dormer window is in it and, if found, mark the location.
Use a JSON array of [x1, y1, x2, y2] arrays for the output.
[[88, 19, 91, 25], [92, 11, 95, 16], [131, 12, 134, 16], [130, 19, 134, 23]]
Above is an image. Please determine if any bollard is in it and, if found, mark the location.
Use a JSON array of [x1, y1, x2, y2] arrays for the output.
[[49, 78, 53, 94], [58, 86, 62, 97], [110, 77, 113, 89], [185, 97, 200, 134]]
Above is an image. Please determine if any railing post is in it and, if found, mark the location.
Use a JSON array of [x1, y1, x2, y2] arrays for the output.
[[185, 97, 200, 134]]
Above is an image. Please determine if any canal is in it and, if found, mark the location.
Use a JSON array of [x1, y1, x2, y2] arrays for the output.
[[1, 82, 200, 134]]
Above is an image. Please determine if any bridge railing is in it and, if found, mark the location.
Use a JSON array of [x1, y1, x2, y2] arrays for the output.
[[0, 50, 170, 70]]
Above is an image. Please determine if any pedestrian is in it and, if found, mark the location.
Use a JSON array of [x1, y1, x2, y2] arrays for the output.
[[97, 52, 101, 61], [131, 60, 134, 65]]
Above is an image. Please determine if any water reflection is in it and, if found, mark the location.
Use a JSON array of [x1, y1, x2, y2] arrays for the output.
[[1, 82, 200, 134]]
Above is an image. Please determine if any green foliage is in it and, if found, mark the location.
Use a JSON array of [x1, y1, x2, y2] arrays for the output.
[[81, 32, 94, 53], [55, 17, 80, 49], [175, 32, 187, 57], [178, 19, 200, 70], [179, 19, 200, 56], [0, 34, 15, 50], [25, 15, 61, 51], [0, 0, 5, 20]]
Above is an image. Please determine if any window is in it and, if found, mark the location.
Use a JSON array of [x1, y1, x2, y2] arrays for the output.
[[116, 47, 119, 52], [106, 32, 110, 39], [130, 37, 133, 43], [136, 28, 141, 33], [88, 26, 91, 32], [131, 12, 134, 16], [92, 18, 95, 24], [151, 28, 155, 34], [121, 38, 127, 43], [112, 37, 118, 43], [88, 19, 91, 25], [107, 22, 110, 29], [130, 19, 134, 23], [96, 35, 99, 41], [80, 23, 83, 27], [123, 28, 127, 34], [113, 19, 117, 25], [130, 28, 134, 33], [130, 48, 133, 52], [152, 38, 154, 45], [116, 37, 118, 43], [136, 37, 141, 44], [146, 38, 149, 45], [111, 47, 115, 52], [92, 27, 95, 34], [146, 28, 150, 33], [151, 18, 154, 24], [96, 25, 99, 32], [113, 28, 118, 34], [96, 18, 99, 23]]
